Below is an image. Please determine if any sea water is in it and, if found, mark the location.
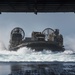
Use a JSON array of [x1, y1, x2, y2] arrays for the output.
[[0, 37, 75, 75], [0, 36, 75, 62]]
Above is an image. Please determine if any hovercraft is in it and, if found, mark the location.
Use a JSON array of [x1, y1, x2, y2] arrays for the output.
[[9, 27, 65, 51]]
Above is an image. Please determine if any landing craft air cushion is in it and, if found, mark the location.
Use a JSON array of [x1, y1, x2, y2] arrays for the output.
[[9, 27, 65, 51]]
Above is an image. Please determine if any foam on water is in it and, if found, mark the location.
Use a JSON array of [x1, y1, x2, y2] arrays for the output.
[[0, 36, 75, 62], [0, 47, 74, 62]]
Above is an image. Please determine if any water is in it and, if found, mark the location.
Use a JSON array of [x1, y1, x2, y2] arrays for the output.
[[0, 36, 75, 62], [0, 43, 75, 62], [0, 47, 75, 62], [0, 62, 75, 75], [0, 38, 75, 75]]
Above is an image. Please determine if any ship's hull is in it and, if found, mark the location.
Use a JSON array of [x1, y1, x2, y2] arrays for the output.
[[9, 41, 65, 52]]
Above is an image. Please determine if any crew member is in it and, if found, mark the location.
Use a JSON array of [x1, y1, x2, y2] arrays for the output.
[[54, 29, 59, 36], [49, 32, 55, 41], [59, 34, 63, 46], [54, 29, 59, 42]]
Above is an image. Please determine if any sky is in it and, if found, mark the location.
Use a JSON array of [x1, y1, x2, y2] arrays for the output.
[[0, 12, 75, 48]]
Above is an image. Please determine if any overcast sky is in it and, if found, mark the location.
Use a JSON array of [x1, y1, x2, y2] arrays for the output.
[[0, 12, 75, 48]]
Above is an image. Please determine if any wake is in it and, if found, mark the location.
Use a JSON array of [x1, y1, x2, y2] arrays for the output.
[[0, 46, 74, 62], [0, 36, 75, 62]]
